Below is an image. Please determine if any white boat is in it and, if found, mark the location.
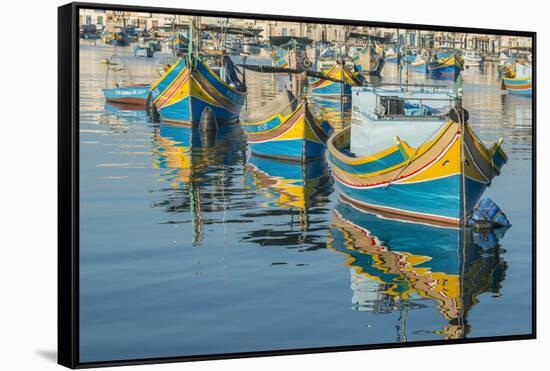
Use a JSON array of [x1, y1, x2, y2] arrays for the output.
[[463, 50, 483, 67]]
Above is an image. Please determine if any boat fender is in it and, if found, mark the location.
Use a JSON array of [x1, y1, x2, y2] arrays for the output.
[[468, 198, 511, 230], [199, 107, 218, 133], [449, 108, 469, 123], [145, 93, 159, 122]]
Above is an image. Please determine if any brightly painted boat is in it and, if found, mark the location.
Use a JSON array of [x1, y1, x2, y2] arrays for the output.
[[328, 199, 507, 338], [352, 43, 385, 76], [327, 85, 507, 227], [149, 54, 246, 126], [102, 31, 130, 46], [309, 62, 365, 98], [427, 54, 464, 80], [240, 89, 332, 162], [502, 62, 532, 96], [309, 61, 359, 130], [245, 154, 331, 210], [102, 83, 150, 106]]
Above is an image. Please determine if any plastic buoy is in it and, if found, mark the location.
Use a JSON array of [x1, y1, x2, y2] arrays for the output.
[[199, 107, 218, 132]]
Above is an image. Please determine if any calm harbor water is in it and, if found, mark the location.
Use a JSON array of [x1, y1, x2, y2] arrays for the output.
[[79, 42, 533, 362]]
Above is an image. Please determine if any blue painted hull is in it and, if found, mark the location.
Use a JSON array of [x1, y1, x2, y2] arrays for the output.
[[103, 85, 149, 105], [249, 138, 326, 162], [151, 57, 245, 126], [428, 64, 461, 80], [335, 173, 487, 224], [159, 96, 241, 124]]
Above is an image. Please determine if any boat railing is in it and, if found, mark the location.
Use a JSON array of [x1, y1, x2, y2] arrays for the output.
[[373, 95, 455, 119]]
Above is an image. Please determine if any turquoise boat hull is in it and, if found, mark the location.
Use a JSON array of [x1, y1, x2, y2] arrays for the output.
[[150, 57, 245, 126]]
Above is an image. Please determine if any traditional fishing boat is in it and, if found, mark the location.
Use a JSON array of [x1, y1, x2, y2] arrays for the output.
[[149, 54, 246, 126], [327, 85, 507, 227], [427, 54, 464, 80], [328, 199, 507, 338], [241, 89, 332, 161], [309, 62, 365, 98], [352, 43, 385, 76], [308, 62, 363, 130], [502, 62, 532, 96], [102, 31, 130, 46]]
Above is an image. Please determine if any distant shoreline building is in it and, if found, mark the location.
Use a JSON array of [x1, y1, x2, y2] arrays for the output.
[[77, 8, 532, 55]]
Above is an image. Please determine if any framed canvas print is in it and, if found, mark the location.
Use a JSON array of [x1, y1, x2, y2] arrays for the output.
[[58, 2, 536, 368]]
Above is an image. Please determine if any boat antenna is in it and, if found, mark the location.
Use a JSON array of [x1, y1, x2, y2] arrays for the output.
[[397, 29, 403, 90]]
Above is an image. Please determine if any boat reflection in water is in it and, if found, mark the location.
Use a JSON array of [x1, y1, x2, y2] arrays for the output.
[[151, 123, 246, 245], [242, 155, 333, 249], [311, 95, 352, 131], [328, 198, 508, 340], [101, 102, 149, 132]]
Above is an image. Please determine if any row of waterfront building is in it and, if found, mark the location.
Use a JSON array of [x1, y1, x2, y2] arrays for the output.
[[80, 9, 532, 54]]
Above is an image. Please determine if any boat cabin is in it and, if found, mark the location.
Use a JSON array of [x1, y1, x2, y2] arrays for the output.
[[350, 85, 457, 156]]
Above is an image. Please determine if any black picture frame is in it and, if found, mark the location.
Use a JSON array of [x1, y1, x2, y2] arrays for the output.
[[58, 2, 537, 368]]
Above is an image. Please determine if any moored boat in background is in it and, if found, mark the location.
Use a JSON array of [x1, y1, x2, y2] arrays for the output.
[[149, 54, 246, 126], [102, 54, 150, 106], [102, 31, 130, 46], [352, 43, 385, 76], [427, 54, 464, 80], [310, 62, 365, 98], [502, 62, 532, 96], [241, 89, 332, 162]]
